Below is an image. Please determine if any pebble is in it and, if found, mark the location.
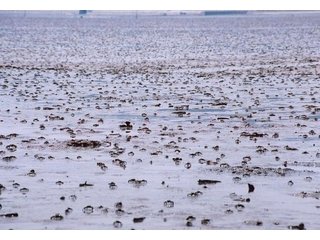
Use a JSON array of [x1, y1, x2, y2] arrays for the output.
[[164, 200, 174, 208], [50, 214, 63, 221], [83, 205, 94, 214], [79, 181, 93, 187], [288, 223, 306, 230], [0, 213, 18, 218], [19, 188, 29, 194], [235, 204, 245, 211], [201, 219, 210, 225], [288, 180, 294, 186], [69, 195, 77, 201], [186, 221, 193, 227], [65, 208, 73, 215], [133, 217, 145, 223], [248, 183, 255, 193], [184, 162, 191, 169], [113, 221, 123, 228], [27, 169, 36, 177], [115, 209, 125, 216], [115, 202, 123, 209], [109, 182, 117, 190]]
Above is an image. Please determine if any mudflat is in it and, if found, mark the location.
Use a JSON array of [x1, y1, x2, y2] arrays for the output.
[[0, 13, 320, 229]]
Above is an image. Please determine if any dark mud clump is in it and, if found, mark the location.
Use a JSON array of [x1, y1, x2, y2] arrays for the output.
[[244, 220, 263, 226], [248, 184, 255, 193], [50, 214, 64, 221], [187, 191, 203, 198], [119, 121, 133, 131], [82, 205, 94, 214], [0, 134, 18, 139], [2, 156, 17, 162], [79, 181, 94, 187], [164, 200, 174, 208], [112, 159, 127, 169], [66, 139, 101, 148], [201, 219, 211, 225], [198, 179, 221, 185], [65, 208, 73, 215], [128, 179, 147, 187], [211, 165, 297, 177], [133, 217, 145, 223], [295, 191, 320, 199], [113, 220, 123, 228], [0, 184, 5, 192], [108, 182, 117, 190], [288, 223, 306, 230], [0, 213, 19, 218], [240, 132, 268, 138]]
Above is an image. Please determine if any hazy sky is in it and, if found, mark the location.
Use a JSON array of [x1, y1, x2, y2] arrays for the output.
[[1, 0, 320, 11]]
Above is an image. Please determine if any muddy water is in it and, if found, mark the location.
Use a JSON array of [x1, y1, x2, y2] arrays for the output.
[[0, 13, 320, 229]]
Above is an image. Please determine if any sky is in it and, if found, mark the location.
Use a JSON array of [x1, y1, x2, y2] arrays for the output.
[[0, 0, 320, 10]]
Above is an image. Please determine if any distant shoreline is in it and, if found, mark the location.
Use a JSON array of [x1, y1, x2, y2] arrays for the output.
[[0, 10, 320, 18]]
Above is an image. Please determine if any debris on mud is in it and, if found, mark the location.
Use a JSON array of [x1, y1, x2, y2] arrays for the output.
[[0, 213, 19, 218], [66, 140, 101, 148], [198, 179, 221, 185]]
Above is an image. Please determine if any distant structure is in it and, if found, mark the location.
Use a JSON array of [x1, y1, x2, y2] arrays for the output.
[[79, 10, 87, 15], [79, 10, 88, 15], [79, 10, 88, 18], [203, 11, 248, 16]]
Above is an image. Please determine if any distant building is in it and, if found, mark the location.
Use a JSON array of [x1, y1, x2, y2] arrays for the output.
[[203, 11, 248, 16], [78, 10, 94, 18], [79, 10, 88, 15]]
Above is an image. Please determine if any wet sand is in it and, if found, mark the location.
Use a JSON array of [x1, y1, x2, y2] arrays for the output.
[[0, 13, 320, 229]]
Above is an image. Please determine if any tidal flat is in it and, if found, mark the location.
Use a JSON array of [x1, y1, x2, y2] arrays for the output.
[[0, 13, 320, 229]]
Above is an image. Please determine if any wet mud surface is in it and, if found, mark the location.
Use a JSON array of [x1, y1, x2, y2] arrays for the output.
[[0, 13, 320, 229]]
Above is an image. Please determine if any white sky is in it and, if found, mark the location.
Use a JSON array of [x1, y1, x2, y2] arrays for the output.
[[0, 0, 320, 10]]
